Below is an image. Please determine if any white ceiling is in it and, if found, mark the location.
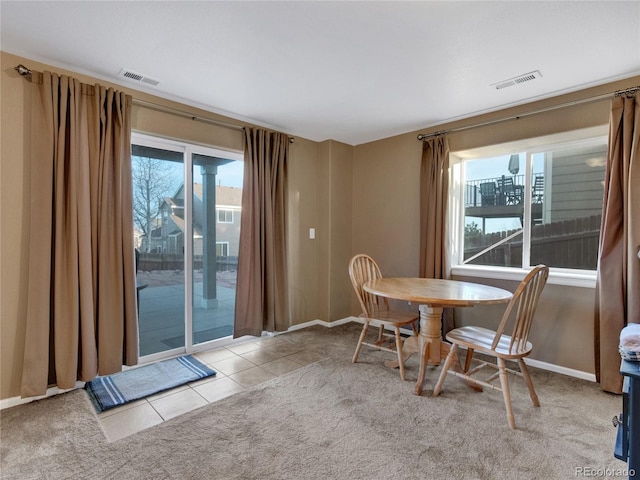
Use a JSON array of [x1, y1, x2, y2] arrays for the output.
[[2, 1, 639, 145]]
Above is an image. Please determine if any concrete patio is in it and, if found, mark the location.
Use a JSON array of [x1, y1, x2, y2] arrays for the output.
[[137, 271, 236, 357]]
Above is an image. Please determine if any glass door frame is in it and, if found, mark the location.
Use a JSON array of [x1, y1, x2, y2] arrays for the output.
[[132, 132, 243, 364]]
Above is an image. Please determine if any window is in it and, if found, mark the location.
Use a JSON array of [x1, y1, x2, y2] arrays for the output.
[[218, 209, 233, 223], [216, 242, 230, 257], [450, 128, 607, 284]]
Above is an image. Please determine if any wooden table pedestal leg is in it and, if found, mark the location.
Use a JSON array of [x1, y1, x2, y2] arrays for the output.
[[384, 304, 483, 395], [413, 305, 442, 395]]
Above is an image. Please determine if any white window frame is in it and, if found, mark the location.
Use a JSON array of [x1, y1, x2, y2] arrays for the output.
[[217, 208, 234, 224], [449, 126, 608, 288], [216, 241, 230, 257]]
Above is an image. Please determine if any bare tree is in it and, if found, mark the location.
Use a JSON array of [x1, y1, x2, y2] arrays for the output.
[[132, 156, 179, 252]]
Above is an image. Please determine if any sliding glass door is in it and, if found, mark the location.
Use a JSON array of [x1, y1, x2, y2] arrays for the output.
[[132, 133, 243, 360], [191, 154, 242, 345], [132, 141, 185, 356]]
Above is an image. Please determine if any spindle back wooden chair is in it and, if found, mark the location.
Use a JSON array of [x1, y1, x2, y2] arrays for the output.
[[349, 254, 418, 381], [433, 265, 549, 429]]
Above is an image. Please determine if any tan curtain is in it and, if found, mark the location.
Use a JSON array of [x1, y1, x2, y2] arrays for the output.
[[21, 71, 137, 397], [234, 127, 290, 337], [595, 91, 640, 394], [419, 135, 454, 332], [419, 135, 450, 278]]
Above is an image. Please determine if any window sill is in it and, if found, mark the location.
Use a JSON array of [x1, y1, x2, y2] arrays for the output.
[[451, 265, 596, 289]]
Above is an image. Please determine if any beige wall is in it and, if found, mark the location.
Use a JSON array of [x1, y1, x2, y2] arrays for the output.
[[324, 140, 354, 322], [2, 48, 639, 400], [287, 136, 322, 325], [350, 74, 640, 375], [0, 51, 327, 399], [307, 139, 354, 323]]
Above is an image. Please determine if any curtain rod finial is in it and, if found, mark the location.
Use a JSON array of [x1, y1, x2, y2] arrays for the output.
[[14, 64, 32, 77], [417, 131, 444, 141]]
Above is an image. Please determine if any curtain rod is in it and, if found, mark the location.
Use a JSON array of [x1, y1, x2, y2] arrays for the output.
[[416, 85, 640, 141], [133, 98, 295, 144], [132, 98, 244, 131], [14, 64, 295, 143]]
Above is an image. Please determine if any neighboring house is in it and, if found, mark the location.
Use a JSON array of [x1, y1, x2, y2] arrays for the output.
[[194, 183, 242, 258], [149, 194, 186, 254], [545, 143, 606, 223], [146, 184, 242, 259]]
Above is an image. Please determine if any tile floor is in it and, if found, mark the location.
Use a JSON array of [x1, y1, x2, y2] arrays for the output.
[[97, 332, 328, 442]]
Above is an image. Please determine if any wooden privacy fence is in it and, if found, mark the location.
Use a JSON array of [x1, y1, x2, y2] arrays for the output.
[[137, 253, 238, 272], [465, 215, 601, 269]]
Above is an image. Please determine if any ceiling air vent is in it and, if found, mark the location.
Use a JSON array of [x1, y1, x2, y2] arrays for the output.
[[118, 68, 160, 87], [492, 70, 542, 90]]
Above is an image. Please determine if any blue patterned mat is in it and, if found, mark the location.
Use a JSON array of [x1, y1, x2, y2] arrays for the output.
[[85, 355, 216, 412]]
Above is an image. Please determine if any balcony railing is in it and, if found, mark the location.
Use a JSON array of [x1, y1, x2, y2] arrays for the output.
[[465, 173, 544, 207]]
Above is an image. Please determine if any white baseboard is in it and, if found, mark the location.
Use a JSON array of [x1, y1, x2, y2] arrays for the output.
[[281, 316, 357, 332], [282, 316, 415, 335], [0, 317, 597, 410], [525, 358, 596, 382], [333, 317, 597, 381]]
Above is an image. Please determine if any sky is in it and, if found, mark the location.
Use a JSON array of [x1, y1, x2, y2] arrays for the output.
[[207, 160, 244, 188], [465, 153, 543, 182], [155, 158, 244, 189]]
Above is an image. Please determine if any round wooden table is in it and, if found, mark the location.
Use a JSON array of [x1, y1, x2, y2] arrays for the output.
[[363, 277, 513, 395]]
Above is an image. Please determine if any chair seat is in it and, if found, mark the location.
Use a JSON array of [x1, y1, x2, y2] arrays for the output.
[[360, 310, 418, 327], [446, 325, 532, 359]]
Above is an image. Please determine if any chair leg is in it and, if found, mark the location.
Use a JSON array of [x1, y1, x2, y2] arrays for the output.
[[394, 326, 406, 381], [497, 358, 515, 429], [411, 320, 419, 336], [519, 359, 540, 407], [464, 348, 474, 373], [433, 344, 458, 397], [352, 322, 369, 363], [376, 324, 384, 344]]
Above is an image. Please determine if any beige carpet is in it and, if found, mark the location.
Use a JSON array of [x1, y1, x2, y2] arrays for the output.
[[0, 323, 625, 479]]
